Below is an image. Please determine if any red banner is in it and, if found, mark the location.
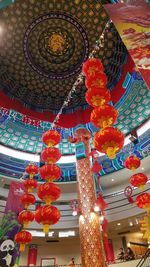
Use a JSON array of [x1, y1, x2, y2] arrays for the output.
[[5, 181, 25, 213]]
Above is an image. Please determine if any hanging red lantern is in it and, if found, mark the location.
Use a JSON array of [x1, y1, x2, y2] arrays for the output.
[[18, 210, 34, 228], [21, 193, 36, 209], [130, 173, 148, 190], [85, 88, 111, 108], [42, 130, 61, 147], [136, 193, 150, 212], [25, 164, 38, 179], [41, 147, 61, 164], [90, 104, 118, 128], [124, 156, 141, 170], [35, 205, 60, 234], [40, 164, 61, 182], [15, 230, 32, 252], [24, 179, 38, 193], [94, 127, 124, 159], [85, 73, 107, 90], [82, 58, 104, 78], [37, 183, 61, 205]]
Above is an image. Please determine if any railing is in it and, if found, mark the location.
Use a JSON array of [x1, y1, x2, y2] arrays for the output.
[[136, 249, 150, 267]]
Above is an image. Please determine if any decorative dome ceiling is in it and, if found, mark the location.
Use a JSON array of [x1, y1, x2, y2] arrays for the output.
[[0, 0, 127, 117]]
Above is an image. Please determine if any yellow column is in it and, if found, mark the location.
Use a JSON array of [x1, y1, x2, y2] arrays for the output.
[[75, 129, 106, 267]]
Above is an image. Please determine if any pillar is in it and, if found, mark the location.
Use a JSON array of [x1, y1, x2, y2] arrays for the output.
[[27, 244, 38, 267], [75, 129, 107, 267]]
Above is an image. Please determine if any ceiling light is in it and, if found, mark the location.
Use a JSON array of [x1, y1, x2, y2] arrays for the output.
[[111, 178, 114, 182], [135, 218, 139, 225], [127, 242, 131, 247], [141, 167, 144, 170], [129, 221, 133, 227], [117, 223, 121, 226]]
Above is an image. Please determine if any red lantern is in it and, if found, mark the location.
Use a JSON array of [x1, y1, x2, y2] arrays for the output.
[[124, 156, 141, 170], [82, 58, 103, 78], [35, 205, 60, 234], [90, 104, 118, 128], [18, 210, 34, 228], [24, 179, 38, 193], [41, 147, 61, 164], [37, 183, 61, 204], [40, 164, 61, 182], [130, 173, 148, 190], [94, 127, 124, 159], [136, 193, 150, 212], [85, 88, 111, 107], [21, 193, 36, 209], [42, 130, 61, 147], [25, 164, 38, 179], [15, 230, 32, 252], [85, 73, 107, 90]]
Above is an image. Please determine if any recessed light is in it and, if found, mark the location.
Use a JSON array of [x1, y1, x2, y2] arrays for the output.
[[111, 179, 114, 182], [129, 222, 133, 227], [117, 223, 121, 226], [141, 167, 144, 170]]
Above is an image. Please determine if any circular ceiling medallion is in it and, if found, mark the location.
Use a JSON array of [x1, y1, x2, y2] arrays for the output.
[[24, 13, 89, 79]]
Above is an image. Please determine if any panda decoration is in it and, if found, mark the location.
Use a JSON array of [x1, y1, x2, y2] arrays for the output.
[[0, 239, 15, 267]]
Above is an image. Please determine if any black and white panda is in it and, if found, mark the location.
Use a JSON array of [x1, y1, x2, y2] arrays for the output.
[[0, 239, 15, 267]]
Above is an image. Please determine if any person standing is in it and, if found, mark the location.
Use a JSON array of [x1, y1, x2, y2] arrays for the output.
[[69, 258, 76, 267]]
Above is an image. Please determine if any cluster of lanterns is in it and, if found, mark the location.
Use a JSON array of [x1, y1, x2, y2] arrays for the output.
[[15, 164, 38, 252], [124, 155, 150, 242], [82, 58, 124, 159], [36, 130, 61, 235], [15, 130, 62, 252]]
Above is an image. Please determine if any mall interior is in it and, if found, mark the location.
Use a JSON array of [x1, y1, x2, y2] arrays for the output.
[[0, 0, 150, 267]]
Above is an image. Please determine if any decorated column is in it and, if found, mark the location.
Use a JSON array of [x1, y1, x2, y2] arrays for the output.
[[74, 128, 106, 267]]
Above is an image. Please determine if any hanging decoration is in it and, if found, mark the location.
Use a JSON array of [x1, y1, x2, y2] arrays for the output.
[[124, 156, 141, 170], [35, 205, 60, 234], [42, 129, 61, 147], [124, 186, 134, 204], [25, 164, 38, 179], [136, 193, 150, 213], [18, 210, 34, 228], [94, 194, 108, 213], [21, 193, 36, 209], [82, 58, 104, 78], [37, 130, 61, 234], [85, 88, 111, 108], [15, 165, 38, 253], [93, 127, 124, 159], [37, 183, 61, 205], [90, 105, 118, 129], [41, 147, 61, 164], [91, 160, 102, 174], [15, 230, 32, 252], [40, 164, 61, 183], [82, 53, 124, 160], [130, 173, 148, 190]]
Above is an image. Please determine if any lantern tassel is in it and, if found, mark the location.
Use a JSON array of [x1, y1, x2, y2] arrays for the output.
[[43, 224, 49, 234], [20, 243, 25, 252], [139, 184, 145, 190], [106, 147, 116, 160]]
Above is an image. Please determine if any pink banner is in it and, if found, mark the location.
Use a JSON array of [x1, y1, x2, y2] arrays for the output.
[[105, 1, 150, 89], [5, 181, 25, 213]]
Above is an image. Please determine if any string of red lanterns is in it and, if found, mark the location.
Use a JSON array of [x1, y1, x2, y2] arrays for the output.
[[82, 58, 124, 160], [35, 130, 61, 234], [15, 164, 38, 252]]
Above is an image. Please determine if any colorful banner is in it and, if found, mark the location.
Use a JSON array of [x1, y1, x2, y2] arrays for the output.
[[5, 181, 25, 213], [105, 1, 150, 88], [0, 182, 25, 267]]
